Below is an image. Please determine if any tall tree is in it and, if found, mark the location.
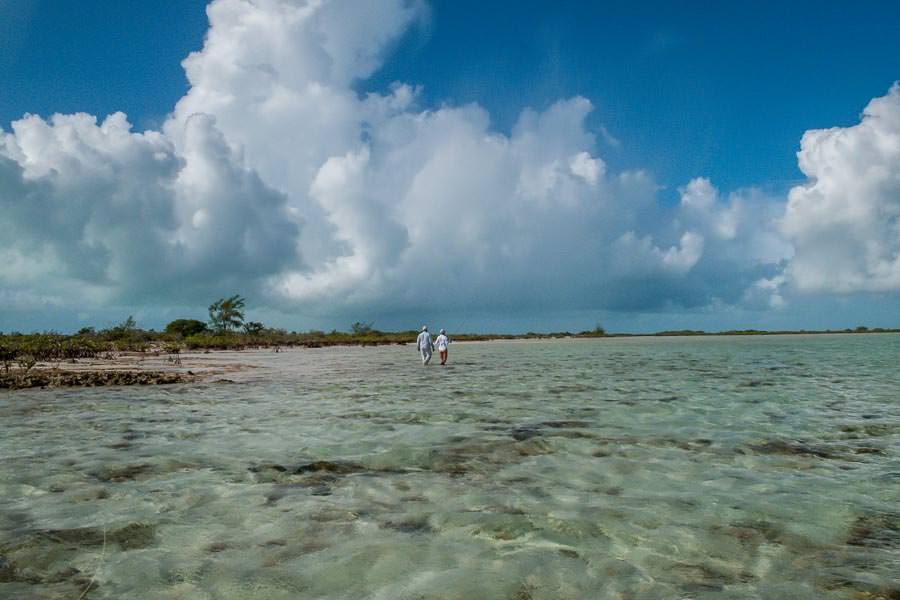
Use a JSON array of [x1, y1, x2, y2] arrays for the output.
[[208, 295, 246, 332]]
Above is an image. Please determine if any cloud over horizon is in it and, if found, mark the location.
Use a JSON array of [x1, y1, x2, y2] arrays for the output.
[[782, 83, 900, 294], [0, 0, 897, 331]]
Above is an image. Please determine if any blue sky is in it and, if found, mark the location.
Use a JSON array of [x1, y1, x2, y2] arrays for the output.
[[5, 1, 899, 194], [0, 1, 209, 130], [371, 0, 900, 194], [1, 0, 899, 333]]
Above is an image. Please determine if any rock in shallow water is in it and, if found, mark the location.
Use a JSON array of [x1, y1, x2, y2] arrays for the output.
[[32, 522, 157, 550], [91, 463, 156, 482], [295, 460, 365, 474], [847, 512, 900, 549], [743, 438, 840, 459]]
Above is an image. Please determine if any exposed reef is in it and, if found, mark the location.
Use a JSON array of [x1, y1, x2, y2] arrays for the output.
[[0, 368, 193, 390]]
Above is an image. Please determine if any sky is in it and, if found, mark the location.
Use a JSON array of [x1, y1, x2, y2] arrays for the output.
[[1, 0, 899, 333]]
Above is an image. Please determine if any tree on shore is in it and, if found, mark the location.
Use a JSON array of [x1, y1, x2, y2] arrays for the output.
[[243, 321, 265, 335], [0, 342, 14, 373], [577, 323, 606, 337], [208, 295, 246, 333], [165, 319, 208, 338], [107, 316, 136, 335], [351, 321, 375, 335]]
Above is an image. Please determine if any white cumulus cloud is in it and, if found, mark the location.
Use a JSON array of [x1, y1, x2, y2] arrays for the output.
[[0, 110, 298, 305], [0, 0, 896, 331], [782, 83, 900, 293]]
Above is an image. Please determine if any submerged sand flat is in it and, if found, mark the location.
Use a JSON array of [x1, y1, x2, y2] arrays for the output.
[[1, 335, 898, 599]]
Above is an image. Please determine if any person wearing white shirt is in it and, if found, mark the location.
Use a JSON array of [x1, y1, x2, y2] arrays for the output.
[[416, 326, 434, 365], [435, 329, 450, 365]]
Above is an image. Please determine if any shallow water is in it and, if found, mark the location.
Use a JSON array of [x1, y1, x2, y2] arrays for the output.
[[1, 335, 898, 599]]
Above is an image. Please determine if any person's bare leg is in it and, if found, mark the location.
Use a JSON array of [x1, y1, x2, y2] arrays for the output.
[[439, 350, 448, 365]]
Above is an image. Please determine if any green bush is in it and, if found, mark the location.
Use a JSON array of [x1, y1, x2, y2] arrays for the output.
[[61, 336, 109, 359], [243, 321, 265, 335], [114, 339, 149, 352], [351, 321, 375, 335], [165, 319, 208, 338], [0, 342, 15, 373], [183, 332, 244, 350], [102, 316, 137, 341]]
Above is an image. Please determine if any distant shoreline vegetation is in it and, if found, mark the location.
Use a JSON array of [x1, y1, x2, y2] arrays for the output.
[[1, 320, 897, 367], [2, 316, 898, 390], [1, 296, 898, 374]]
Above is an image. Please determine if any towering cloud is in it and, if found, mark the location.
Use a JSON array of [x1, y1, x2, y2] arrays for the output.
[[0, 0, 895, 329], [782, 84, 900, 293], [0, 110, 298, 306]]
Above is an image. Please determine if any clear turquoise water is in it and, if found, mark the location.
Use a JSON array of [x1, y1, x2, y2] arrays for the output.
[[1, 335, 898, 599]]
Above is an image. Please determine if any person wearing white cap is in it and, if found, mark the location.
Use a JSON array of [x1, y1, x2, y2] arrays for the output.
[[416, 326, 434, 365], [435, 328, 450, 365]]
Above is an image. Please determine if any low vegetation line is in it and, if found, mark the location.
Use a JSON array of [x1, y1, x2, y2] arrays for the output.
[[2, 294, 896, 387]]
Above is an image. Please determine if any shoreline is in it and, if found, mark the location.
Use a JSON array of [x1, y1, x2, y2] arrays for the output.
[[3, 330, 897, 390]]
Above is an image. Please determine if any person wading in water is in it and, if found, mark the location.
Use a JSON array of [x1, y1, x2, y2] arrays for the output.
[[435, 328, 450, 365], [416, 326, 434, 365]]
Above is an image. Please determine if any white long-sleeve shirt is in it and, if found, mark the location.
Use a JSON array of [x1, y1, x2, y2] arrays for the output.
[[435, 334, 450, 350], [416, 331, 434, 351]]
